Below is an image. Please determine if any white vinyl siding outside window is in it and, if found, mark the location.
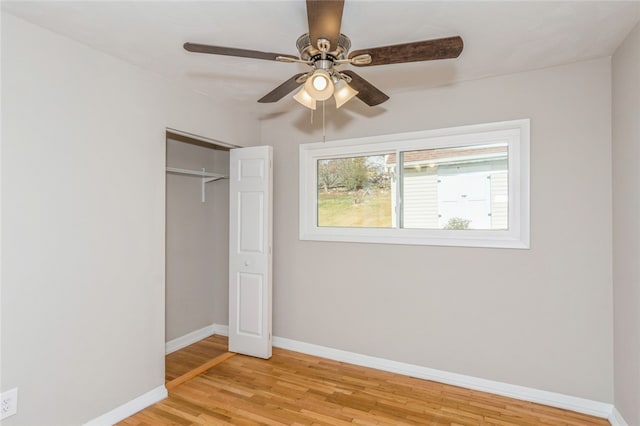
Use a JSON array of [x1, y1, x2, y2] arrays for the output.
[[299, 119, 530, 248]]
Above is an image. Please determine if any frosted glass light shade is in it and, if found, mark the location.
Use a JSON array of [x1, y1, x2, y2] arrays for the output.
[[293, 87, 316, 110], [333, 79, 359, 108], [304, 70, 334, 101]]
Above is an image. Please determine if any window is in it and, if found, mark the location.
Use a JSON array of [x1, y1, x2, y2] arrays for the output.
[[299, 119, 529, 248]]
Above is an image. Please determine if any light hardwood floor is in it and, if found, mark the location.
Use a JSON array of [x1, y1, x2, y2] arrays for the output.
[[121, 337, 610, 425], [165, 334, 229, 383]]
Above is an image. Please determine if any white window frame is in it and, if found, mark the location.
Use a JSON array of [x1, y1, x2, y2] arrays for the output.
[[299, 119, 530, 249]]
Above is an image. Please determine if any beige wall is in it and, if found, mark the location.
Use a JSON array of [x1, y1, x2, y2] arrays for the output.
[[612, 22, 640, 426], [165, 140, 229, 341], [0, 13, 257, 426], [261, 57, 614, 402]]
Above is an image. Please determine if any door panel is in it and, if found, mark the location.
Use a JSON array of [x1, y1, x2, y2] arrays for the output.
[[239, 192, 264, 253], [237, 273, 263, 336], [229, 146, 273, 359]]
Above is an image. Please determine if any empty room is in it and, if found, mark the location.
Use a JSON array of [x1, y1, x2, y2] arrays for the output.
[[1, 1, 639, 425]]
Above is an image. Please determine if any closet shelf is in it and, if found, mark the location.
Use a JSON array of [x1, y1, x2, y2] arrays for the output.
[[166, 166, 227, 181], [166, 167, 228, 203]]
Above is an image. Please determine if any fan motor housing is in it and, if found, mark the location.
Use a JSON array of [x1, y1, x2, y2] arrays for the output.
[[296, 33, 351, 61]]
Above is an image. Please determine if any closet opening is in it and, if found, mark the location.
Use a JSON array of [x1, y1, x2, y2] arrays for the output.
[[164, 129, 237, 387]]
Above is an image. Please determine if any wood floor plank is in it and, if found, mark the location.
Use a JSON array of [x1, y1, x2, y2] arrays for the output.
[[167, 352, 237, 390], [120, 337, 610, 425]]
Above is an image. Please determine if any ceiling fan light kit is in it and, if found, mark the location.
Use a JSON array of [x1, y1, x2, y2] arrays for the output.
[[184, 0, 463, 110]]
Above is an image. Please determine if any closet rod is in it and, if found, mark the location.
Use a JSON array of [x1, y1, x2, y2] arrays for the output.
[[166, 167, 228, 203]]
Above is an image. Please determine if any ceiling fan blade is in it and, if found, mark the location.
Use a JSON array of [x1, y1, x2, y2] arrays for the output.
[[306, 0, 344, 51], [184, 42, 298, 62], [258, 73, 307, 103], [341, 70, 389, 106], [348, 36, 463, 67]]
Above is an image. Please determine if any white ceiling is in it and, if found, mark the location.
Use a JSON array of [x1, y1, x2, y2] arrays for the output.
[[3, 1, 639, 116]]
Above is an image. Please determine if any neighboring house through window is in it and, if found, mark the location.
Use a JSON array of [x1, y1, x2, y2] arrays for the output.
[[393, 144, 508, 230]]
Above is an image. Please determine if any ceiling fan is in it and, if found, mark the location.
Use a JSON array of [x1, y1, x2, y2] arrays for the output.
[[184, 0, 463, 110]]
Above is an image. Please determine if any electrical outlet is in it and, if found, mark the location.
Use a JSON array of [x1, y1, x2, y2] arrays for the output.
[[0, 388, 18, 420]]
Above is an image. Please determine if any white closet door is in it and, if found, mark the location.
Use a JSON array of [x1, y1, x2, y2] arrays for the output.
[[228, 146, 273, 358]]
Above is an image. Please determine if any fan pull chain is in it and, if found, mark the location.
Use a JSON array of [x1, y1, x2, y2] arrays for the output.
[[322, 100, 326, 143]]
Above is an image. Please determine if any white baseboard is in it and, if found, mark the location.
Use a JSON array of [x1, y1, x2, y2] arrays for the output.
[[609, 407, 629, 426], [165, 323, 217, 354], [272, 336, 614, 420], [212, 323, 229, 336], [83, 385, 167, 426]]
